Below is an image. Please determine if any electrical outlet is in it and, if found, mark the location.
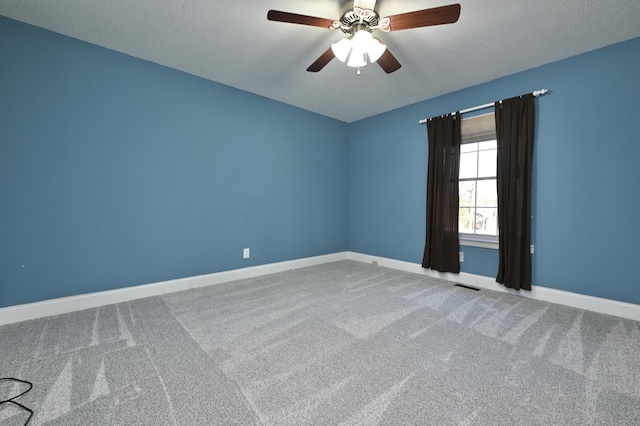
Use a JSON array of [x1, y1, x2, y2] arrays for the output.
[[243, 248, 250, 259], [530, 245, 535, 254], [459, 251, 464, 262]]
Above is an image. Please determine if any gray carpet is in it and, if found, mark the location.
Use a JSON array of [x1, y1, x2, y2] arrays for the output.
[[1, 260, 639, 425]]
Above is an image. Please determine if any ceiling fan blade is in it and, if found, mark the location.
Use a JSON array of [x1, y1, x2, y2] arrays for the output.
[[386, 4, 461, 31], [377, 49, 401, 74], [353, 0, 376, 10], [267, 10, 335, 29], [353, 0, 377, 17], [307, 48, 335, 72]]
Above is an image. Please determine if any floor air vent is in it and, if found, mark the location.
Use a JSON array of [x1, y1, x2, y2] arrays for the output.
[[454, 283, 480, 291]]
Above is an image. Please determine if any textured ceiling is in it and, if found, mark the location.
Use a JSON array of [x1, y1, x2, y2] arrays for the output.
[[2, 0, 640, 122]]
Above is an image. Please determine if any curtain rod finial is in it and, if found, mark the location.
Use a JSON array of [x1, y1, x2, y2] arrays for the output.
[[533, 89, 548, 97]]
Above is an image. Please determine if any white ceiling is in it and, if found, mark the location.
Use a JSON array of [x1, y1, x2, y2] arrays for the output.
[[2, 0, 640, 122]]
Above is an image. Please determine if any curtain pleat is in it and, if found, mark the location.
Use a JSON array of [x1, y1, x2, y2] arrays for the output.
[[422, 114, 461, 273], [495, 94, 535, 290]]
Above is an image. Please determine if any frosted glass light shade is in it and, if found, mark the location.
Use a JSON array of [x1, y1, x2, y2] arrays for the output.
[[347, 52, 367, 68], [351, 30, 373, 53], [367, 38, 386, 63], [331, 38, 352, 63]]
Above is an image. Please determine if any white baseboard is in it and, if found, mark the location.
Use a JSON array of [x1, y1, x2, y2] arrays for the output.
[[2, 251, 639, 325], [0, 252, 349, 326], [346, 251, 640, 322]]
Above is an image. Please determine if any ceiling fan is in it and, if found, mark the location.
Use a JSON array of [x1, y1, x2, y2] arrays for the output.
[[267, 0, 461, 75]]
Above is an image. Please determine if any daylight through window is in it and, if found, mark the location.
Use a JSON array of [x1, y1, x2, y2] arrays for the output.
[[459, 113, 498, 240]]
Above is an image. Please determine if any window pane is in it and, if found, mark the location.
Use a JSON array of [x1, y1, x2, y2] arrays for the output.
[[476, 179, 497, 207], [477, 149, 497, 178], [460, 142, 477, 153], [459, 152, 478, 179], [459, 208, 474, 234], [475, 208, 498, 235], [459, 181, 475, 207], [459, 120, 498, 238], [479, 140, 497, 150]]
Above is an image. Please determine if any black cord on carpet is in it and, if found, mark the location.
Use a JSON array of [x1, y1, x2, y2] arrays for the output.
[[0, 378, 33, 426]]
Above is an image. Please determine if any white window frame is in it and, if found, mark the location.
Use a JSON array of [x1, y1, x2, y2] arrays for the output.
[[459, 112, 499, 250]]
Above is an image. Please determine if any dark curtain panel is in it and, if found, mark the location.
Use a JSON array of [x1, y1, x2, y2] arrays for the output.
[[422, 114, 461, 273], [495, 94, 535, 290]]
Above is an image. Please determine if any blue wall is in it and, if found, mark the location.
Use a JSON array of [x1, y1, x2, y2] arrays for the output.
[[2, 15, 639, 308], [0, 17, 348, 308], [348, 36, 640, 305]]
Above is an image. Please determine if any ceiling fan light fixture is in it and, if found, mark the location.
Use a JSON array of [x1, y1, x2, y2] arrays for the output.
[[351, 29, 373, 53], [347, 29, 385, 65], [331, 38, 352, 62]]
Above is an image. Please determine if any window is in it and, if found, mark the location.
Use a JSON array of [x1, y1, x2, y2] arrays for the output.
[[459, 113, 498, 245]]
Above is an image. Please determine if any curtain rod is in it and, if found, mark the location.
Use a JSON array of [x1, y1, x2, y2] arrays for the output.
[[418, 89, 548, 125]]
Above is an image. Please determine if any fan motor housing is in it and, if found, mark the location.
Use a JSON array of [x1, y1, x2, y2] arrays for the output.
[[339, 1, 379, 35]]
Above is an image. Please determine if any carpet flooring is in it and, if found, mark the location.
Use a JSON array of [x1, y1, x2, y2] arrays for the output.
[[1, 260, 639, 425]]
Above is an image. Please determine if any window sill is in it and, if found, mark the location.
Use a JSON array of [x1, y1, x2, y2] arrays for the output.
[[460, 236, 498, 250]]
